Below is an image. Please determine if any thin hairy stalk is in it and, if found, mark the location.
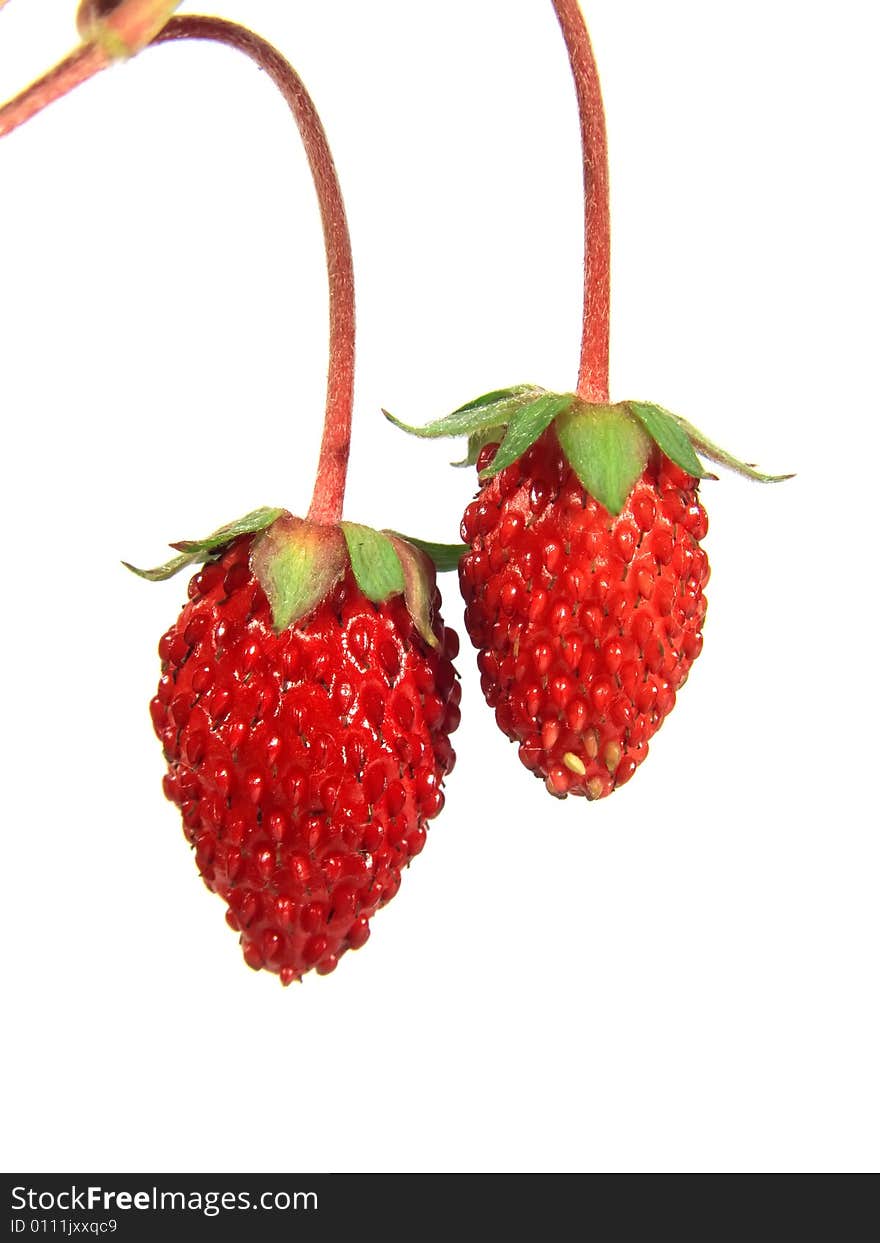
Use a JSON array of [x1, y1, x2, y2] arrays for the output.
[[551, 0, 610, 403], [0, 43, 110, 137], [0, 14, 356, 523], [155, 17, 355, 523]]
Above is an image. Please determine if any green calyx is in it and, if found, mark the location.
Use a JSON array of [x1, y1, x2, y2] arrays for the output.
[[386, 386, 792, 516], [124, 509, 466, 644]]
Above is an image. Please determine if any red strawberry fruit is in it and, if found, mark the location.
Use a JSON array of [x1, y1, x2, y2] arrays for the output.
[[387, 0, 789, 799], [142, 516, 460, 982], [461, 430, 707, 799], [389, 387, 783, 800], [116, 21, 465, 981], [0, 13, 467, 979]]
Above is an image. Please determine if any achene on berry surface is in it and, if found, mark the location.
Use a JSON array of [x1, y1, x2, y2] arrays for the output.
[[461, 432, 708, 799], [152, 533, 460, 981]]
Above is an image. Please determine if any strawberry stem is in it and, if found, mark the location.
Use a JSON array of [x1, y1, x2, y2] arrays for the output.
[[155, 18, 355, 524], [551, 0, 610, 404], [0, 43, 112, 137], [0, 14, 356, 525]]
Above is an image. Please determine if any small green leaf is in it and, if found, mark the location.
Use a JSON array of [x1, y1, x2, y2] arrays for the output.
[[479, 393, 576, 479], [124, 506, 285, 583], [556, 401, 651, 516], [122, 552, 196, 582], [626, 402, 713, 479], [250, 515, 346, 632], [446, 385, 541, 416], [387, 533, 467, 573], [340, 522, 405, 602], [383, 384, 544, 441], [171, 506, 285, 554], [670, 413, 794, 483], [385, 535, 437, 648]]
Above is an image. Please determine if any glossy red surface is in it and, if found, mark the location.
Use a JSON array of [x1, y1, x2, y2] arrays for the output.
[[459, 431, 709, 798], [152, 534, 460, 982]]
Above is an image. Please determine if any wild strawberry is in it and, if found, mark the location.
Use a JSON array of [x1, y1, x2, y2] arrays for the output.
[[43, 17, 466, 979], [460, 428, 707, 798], [145, 521, 460, 983], [389, 388, 785, 802], [387, 0, 789, 798]]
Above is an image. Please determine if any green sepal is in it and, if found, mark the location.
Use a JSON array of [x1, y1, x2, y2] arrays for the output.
[[443, 385, 540, 417], [250, 515, 347, 633], [479, 392, 576, 480], [388, 535, 467, 573], [626, 403, 714, 480], [122, 551, 197, 582], [123, 505, 284, 582], [340, 522, 405, 602], [555, 401, 652, 516], [383, 384, 544, 441], [667, 411, 794, 483], [169, 506, 286, 554], [385, 535, 438, 648]]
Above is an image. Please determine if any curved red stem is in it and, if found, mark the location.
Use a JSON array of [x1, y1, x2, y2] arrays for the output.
[[551, 0, 610, 403], [0, 15, 356, 524]]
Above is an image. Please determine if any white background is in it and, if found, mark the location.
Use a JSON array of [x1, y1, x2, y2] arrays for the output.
[[1, 0, 877, 1174]]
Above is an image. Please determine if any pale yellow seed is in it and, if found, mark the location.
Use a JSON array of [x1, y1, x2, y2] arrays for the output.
[[545, 774, 567, 799], [563, 752, 587, 776], [604, 741, 622, 772]]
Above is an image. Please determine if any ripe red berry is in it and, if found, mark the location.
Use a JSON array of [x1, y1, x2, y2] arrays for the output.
[[460, 430, 708, 798], [150, 533, 460, 982], [389, 382, 786, 800], [2, 13, 473, 981]]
